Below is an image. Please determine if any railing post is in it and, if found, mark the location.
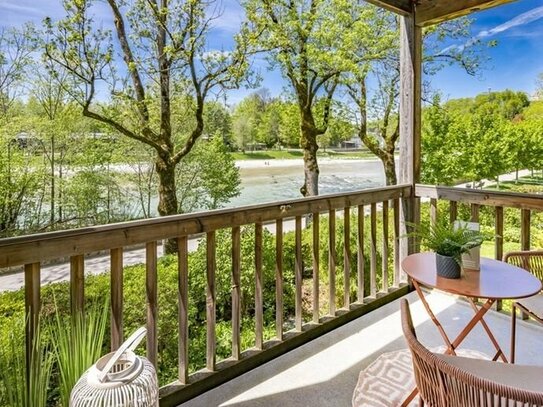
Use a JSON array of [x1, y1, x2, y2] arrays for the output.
[[328, 210, 336, 315], [206, 231, 216, 371], [295, 216, 303, 329], [343, 207, 351, 308], [255, 223, 264, 349], [24, 262, 40, 387], [357, 205, 365, 301], [146, 242, 158, 367], [312, 213, 320, 323], [70, 254, 85, 315], [275, 221, 284, 338], [110, 248, 123, 350], [178, 236, 189, 384], [521, 209, 531, 250], [370, 203, 377, 297]]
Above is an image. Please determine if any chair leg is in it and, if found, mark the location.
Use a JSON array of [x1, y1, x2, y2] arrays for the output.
[[511, 304, 517, 364]]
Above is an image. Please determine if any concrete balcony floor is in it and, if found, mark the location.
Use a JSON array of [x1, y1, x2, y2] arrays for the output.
[[180, 290, 543, 407]]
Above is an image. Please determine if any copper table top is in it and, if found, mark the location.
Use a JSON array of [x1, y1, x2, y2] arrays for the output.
[[402, 252, 542, 300]]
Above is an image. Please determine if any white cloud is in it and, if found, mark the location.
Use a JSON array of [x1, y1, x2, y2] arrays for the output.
[[439, 6, 543, 55]]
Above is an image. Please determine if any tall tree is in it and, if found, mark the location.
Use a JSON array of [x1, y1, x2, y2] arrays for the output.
[[45, 0, 251, 252], [342, 11, 492, 185], [243, 0, 355, 196]]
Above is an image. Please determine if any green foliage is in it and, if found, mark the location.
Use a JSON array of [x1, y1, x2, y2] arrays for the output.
[[0, 315, 53, 407], [176, 136, 241, 212], [408, 220, 484, 263], [51, 301, 109, 407]]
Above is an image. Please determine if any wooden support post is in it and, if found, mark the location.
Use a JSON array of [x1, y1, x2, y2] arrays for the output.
[[399, 10, 422, 268], [146, 242, 158, 367], [178, 236, 189, 384], [110, 248, 123, 350]]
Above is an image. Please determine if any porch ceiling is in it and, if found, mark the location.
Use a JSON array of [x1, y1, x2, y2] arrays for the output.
[[365, 0, 518, 27]]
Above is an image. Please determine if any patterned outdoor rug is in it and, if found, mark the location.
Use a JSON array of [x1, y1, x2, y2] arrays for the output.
[[352, 347, 490, 407]]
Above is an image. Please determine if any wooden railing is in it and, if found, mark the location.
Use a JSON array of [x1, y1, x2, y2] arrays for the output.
[[0, 184, 412, 406]]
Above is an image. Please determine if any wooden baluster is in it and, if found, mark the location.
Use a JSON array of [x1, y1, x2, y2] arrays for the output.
[[232, 227, 242, 357], [110, 248, 123, 350], [370, 203, 377, 298], [275, 221, 284, 339], [255, 223, 263, 349], [178, 236, 189, 384], [328, 210, 336, 315], [357, 205, 365, 302], [471, 204, 480, 223], [521, 209, 531, 250], [70, 255, 85, 315], [520, 209, 531, 320], [495, 207, 504, 311], [382, 200, 389, 293], [295, 216, 303, 330], [24, 262, 40, 386], [430, 198, 438, 228], [449, 201, 458, 224], [146, 242, 158, 367], [343, 207, 351, 308], [206, 231, 216, 371], [393, 199, 400, 287], [312, 212, 320, 323]]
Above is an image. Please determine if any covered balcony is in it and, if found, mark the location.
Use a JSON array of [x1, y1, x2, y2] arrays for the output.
[[1, 0, 541, 406]]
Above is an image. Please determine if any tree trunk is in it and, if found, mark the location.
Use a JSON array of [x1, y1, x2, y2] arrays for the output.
[[156, 156, 179, 254], [299, 110, 320, 197], [382, 152, 397, 186]]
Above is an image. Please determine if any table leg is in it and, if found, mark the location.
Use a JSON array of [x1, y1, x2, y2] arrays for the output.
[[412, 281, 456, 354], [466, 298, 508, 362]]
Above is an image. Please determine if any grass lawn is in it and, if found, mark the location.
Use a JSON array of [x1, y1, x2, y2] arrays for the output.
[[485, 176, 543, 194], [230, 149, 377, 160]]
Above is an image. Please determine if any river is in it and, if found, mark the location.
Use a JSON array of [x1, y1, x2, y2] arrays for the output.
[[229, 158, 387, 207]]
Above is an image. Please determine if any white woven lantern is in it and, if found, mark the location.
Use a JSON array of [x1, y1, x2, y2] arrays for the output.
[[70, 327, 159, 407]]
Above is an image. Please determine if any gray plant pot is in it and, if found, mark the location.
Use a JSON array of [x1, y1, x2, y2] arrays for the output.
[[436, 253, 461, 279]]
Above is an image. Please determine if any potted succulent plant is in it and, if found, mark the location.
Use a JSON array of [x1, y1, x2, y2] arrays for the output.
[[409, 221, 485, 279]]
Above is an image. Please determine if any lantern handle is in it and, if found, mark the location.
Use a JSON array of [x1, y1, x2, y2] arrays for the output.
[[97, 326, 147, 383]]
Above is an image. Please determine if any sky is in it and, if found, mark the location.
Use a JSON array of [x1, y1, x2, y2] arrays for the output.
[[0, 0, 542, 104]]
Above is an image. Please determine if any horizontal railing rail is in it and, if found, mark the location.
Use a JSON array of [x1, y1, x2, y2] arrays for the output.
[[1, 184, 412, 406]]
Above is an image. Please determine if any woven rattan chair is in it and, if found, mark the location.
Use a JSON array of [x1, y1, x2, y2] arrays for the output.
[[503, 250, 543, 363], [400, 299, 543, 407]]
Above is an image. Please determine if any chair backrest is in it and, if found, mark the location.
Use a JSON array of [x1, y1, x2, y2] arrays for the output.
[[400, 299, 543, 407], [504, 250, 543, 283]]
